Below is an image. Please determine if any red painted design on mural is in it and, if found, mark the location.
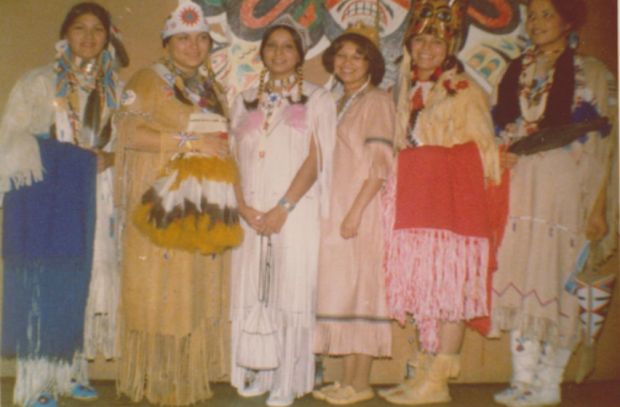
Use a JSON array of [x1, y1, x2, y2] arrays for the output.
[[468, 0, 512, 29], [298, 2, 317, 27], [326, 0, 409, 8], [240, 0, 297, 29]]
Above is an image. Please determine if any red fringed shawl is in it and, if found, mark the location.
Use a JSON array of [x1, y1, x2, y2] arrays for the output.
[[383, 141, 500, 352]]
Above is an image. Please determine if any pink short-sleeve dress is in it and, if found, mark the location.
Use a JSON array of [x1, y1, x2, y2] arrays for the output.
[[314, 86, 395, 357]]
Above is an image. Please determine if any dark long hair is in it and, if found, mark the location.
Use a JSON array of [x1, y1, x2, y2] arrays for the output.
[[322, 33, 385, 86], [60, 2, 111, 45], [244, 24, 308, 110], [527, 0, 587, 29]]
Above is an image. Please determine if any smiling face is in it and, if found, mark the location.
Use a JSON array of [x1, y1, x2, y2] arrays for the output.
[[261, 28, 301, 81], [525, 0, 571, 52], [409, 34, 447, 80], [65, 13, 107, 61], [166, 31, 211, 76], [334, 41, 370, 90]]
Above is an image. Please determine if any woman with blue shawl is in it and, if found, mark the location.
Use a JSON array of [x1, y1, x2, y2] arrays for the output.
[[0, 3, 127, 406]]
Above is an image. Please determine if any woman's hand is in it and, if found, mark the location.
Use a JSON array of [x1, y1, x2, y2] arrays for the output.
[[239, 204, 265, 232], [340, 209, 362, 239], [499, 123, 518, 170], [259, 206, 288, 237], [585, 210, 608, 242], [339, 178, 383, 240], [86, 148, 114, 173], [200, 132, 229, 158], [501, 151, 518, 170]]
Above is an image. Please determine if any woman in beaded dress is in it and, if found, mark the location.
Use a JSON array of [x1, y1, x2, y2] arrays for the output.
[[229, 15, 337, 407], [0, 3, 126, 406], [490, 1, 618, 406], [113, 1, 233, 405]]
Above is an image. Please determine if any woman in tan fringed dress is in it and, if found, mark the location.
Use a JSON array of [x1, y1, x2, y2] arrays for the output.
[[380, 1, 501, 405], [490, 1, 618, 406], [114, 1, 232, 405], [312, 23, 395, 406]]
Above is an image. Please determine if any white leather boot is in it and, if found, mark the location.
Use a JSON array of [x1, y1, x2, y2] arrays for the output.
[[508, 342, 572, 407], [494, 331, 542, 405]]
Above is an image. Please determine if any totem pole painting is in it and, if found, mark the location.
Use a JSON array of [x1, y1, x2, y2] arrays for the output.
[[197, 0, 526, 98]]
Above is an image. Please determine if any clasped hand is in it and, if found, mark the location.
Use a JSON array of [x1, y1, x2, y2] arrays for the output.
[[239, 204, 288, 237]]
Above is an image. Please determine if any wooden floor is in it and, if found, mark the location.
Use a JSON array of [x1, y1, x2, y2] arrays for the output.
[[2, 379, 619, 407]]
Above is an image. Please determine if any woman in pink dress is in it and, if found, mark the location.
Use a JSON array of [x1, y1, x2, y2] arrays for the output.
[[313, 22, 395, 405]]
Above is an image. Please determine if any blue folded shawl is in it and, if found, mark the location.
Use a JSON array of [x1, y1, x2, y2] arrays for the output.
[[2, 136, 96, 360]]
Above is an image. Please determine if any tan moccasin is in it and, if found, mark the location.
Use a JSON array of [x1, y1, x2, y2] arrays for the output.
[[325, 386, 374, 405], [313, 382, 342, 401]]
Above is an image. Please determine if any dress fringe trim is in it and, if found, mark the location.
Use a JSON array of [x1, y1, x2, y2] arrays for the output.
[[1, 169, 43, 194], [313, 319, 392, 357], [83, 260, 119, 359], [13, 355, 88, 407], [117, 319, 218, 406], [489, 306, 579, 350], [383, 175, 489, 353]]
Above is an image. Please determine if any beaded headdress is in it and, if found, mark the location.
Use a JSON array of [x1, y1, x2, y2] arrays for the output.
[[162, 0, 210, 39], [270, 14, 312, 54]]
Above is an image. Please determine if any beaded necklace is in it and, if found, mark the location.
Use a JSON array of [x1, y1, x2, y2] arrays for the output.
[[517, 45, 563, 131], [54, 45, 115, 145], [514, 46, 589, 139], [163, 57, 225, 115], [266, 73, 297, 92], [258, 76, 298, 158]]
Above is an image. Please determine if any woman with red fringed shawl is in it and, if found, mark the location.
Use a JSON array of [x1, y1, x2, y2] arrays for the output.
[[380, 0, 501, 405]]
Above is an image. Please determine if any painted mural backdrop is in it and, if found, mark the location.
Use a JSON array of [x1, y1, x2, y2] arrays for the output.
[[197, 0, 527, 99]]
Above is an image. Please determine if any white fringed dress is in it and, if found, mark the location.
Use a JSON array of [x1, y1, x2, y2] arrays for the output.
[[229, 81, 336, 399]]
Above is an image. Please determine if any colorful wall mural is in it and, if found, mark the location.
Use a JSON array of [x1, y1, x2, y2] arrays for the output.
[[197, 0, 527, 99]]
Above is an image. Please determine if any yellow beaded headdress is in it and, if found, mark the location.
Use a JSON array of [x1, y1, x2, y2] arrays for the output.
[[343, 20, 380, 48], [404, 0, 469, 55]]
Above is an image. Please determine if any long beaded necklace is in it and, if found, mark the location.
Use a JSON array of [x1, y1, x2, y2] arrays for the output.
[[55, 51, 107, 146], [517, 45, 565, 130], [258, 74, 298, 158]]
